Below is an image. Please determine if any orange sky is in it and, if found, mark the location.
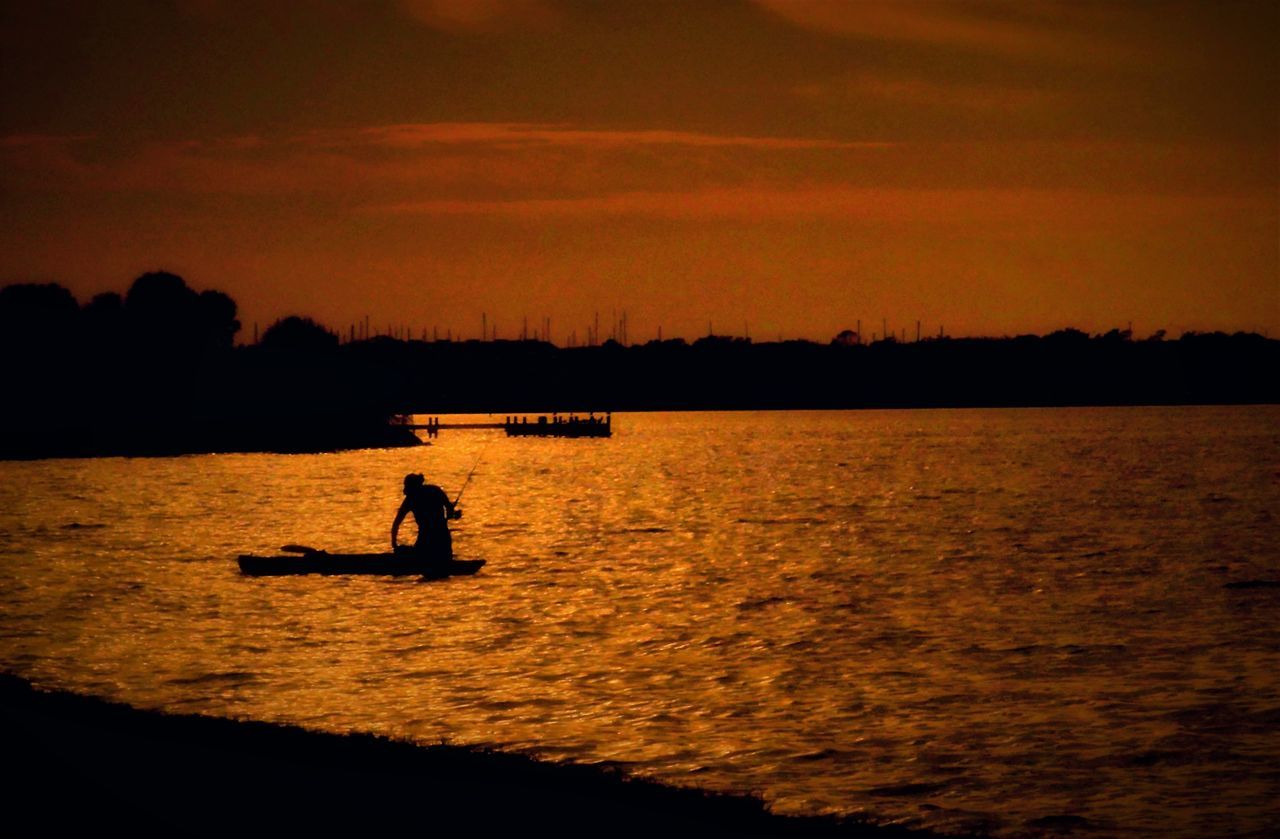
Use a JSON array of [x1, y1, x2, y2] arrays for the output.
[[1, 0, 1276, 342]]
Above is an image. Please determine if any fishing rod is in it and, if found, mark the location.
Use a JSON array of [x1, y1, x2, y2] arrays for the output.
[[452, 442, 489, 508]]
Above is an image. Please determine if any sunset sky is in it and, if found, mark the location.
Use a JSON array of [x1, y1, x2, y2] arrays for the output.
[[1, 0, 1276, 342]]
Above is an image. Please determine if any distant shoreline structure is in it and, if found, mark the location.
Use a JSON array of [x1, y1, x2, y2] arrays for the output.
[[2, 275, 1275, 460]]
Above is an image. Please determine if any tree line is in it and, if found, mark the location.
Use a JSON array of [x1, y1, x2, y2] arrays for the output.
[[1, 273, 1275, 458], [0, 274, 413, 458]]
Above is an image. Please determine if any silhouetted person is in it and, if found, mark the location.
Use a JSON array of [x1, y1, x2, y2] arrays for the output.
[[391, 473, 460, 563]]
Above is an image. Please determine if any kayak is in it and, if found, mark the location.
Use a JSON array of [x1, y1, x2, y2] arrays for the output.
[[238, 551, 486, 578]]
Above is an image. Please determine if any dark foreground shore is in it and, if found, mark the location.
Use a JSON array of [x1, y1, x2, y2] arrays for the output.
[[2, 674, 936, 837]]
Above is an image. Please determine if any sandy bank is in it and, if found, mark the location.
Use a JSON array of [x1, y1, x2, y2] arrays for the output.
[[1, 673, 935, 836]]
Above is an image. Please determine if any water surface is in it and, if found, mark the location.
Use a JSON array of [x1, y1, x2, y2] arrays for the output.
[[1, 407, 1277, 836]]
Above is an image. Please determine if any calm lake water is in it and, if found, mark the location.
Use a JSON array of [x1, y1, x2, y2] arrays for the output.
[[1, 407, 1277, 836]]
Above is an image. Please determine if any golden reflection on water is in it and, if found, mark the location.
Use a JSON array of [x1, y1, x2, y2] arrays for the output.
[[1, 408, 1278, 836]]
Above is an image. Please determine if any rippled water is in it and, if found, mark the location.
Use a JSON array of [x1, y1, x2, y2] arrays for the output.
[[1, 407, 1278, 836]]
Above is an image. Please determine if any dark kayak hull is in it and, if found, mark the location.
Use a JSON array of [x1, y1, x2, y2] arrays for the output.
[[238, 553, 485, 578]]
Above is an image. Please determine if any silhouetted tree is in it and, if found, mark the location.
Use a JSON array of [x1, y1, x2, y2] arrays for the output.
[[121, 271, 239, 356], [0, 281, 78, 311], [1045, 328, 1089, 344], [0, 282, 79, 341], [832, 329, 859, 346], [692, 335, 749, 348], [123, 271, 202, 357], [197, 289, 240, 350], [84, 291, 123, 315], [0, 281, 82, 407], [81, 291, 125, 351], [260, 316, 338, 352], [0, 282, 82, 430], [1097, 328, 1132, 343], [125, 271, 198, 316]]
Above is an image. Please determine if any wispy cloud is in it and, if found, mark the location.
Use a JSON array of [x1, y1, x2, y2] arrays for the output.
[[752, 0, 1137, 64], [367, 186, 1267, 228], [395, 0, 559, 33], [0, 133, 96, 147], [803, 74, 1064, 113], [2, 125, 1268, 234], [337, 123, 882, 150], [0, 124, 889, 197]]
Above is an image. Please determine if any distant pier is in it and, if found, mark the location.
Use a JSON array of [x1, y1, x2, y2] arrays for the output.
[[400, 413, 612, 438]]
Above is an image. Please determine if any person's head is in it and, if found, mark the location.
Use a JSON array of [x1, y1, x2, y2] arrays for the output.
[[403, 473, 425, 494]]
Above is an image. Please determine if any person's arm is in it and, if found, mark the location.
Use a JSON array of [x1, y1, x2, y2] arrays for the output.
[[391, 498, 410, 550], [444, 489, 461, 519]]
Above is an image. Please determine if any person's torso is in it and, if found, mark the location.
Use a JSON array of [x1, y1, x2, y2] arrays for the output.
[[410, 485, 448, 529]]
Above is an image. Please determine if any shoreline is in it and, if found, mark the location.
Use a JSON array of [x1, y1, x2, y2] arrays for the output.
[[0, 424, 424, 462], [2, 402, 1275, 463], [1, 673, 936, 836]]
